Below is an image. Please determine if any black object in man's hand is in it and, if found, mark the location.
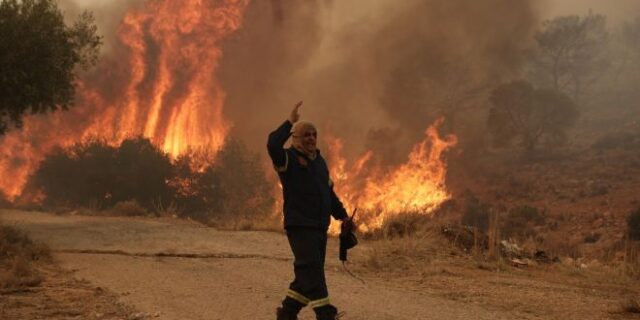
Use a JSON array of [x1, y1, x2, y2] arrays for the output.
[[339, 209, 358, 261]]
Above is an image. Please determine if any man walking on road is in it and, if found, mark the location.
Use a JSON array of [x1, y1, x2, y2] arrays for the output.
[[267, 101, 350, 320]]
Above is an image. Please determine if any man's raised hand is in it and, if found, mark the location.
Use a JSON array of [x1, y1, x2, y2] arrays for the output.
[[289, 100, 303, 124]]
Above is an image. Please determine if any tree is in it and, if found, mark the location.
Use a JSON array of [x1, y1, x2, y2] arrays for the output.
[[620, 18, 640, 65], [487, 80, 578, 153], [0, 0, 101, 134], [529, 13, 609, 104], [610, 17, 640, 109]]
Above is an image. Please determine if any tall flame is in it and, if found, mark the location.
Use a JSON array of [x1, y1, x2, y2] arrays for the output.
[[326, 119, 457, 233], [0, 0, 249, 200], [0, 0, 459, 235]]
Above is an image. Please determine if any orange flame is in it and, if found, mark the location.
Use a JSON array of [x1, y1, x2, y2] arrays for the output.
[[0, 0, 249, 200], [1, 0, 457, 236], [326, 119, 457, 233]]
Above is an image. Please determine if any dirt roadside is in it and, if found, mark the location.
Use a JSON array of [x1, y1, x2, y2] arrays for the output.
[[0, 209, 636, 320], [0, 262, 136, 320]]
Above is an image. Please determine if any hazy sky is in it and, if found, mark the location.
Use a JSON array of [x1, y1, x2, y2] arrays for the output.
[[540, 0, 640, 22], [68, 0, 640, 20]]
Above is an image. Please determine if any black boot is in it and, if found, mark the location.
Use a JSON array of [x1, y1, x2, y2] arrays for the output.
[[315, 305, 341, 320], [276, 306, 298, 320], [277, 298, 303, 320]]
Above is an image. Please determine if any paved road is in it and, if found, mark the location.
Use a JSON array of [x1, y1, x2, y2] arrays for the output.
[[1, 209, 525, 320]]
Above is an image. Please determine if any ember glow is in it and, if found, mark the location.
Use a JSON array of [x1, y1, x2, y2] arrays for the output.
[[0, 0, 249, 200], [326, 119, 458, 233]]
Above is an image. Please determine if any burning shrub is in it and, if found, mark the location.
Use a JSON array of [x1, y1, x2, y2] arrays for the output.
[[31, 136, 274, 226], [32, 140, 117, 209], [210, 139, 274, 217], [173, 139, 274, 225], [111, 137, 174, 207], [32, 137, 173, 210]]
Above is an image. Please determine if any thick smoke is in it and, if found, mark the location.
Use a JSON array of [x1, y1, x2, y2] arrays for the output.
[[0, 0, 545, 200], [46, 0, 543, 167], [218, 0, 540, 163], [541, 0, 640, 23], [58, 0, 146, 50]]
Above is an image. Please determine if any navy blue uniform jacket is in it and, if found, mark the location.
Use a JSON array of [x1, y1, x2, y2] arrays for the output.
[[267, 120, 348, 230]]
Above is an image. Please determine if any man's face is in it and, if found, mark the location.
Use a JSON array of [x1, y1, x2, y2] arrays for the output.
[[301, 128, 317, 153]]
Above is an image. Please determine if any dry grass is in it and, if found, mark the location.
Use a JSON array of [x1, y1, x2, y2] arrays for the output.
[[362, 232, 440, 272], [354, 216, 640, 319], [152, 199, 181, 218], [208, 212, 283, 233], [358, 210, 633, 280], [379, 212, 431, 238], [620, 297, 640, 314], [66, 207, 102, 216], [0, 223, 50, 290], [473, 255, 511, 272], [0, 256, 44, 289], [55, 200, 151, 217], [357, 207, 640, 288], [624, 240, 640, 279], [358, 215, 463, 273], [106, 200, 149, 217], [0, 224, 50, 262]]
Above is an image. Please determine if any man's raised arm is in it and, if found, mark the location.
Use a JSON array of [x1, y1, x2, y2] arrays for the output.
[[267, 101, 302, 172]]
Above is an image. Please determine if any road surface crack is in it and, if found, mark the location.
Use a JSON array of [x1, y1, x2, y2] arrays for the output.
[[54, 249, 290, 261]]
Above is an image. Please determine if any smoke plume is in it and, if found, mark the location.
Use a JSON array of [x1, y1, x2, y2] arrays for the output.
[[218, 0, 539, 161], [0, 0, 542, 199]]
